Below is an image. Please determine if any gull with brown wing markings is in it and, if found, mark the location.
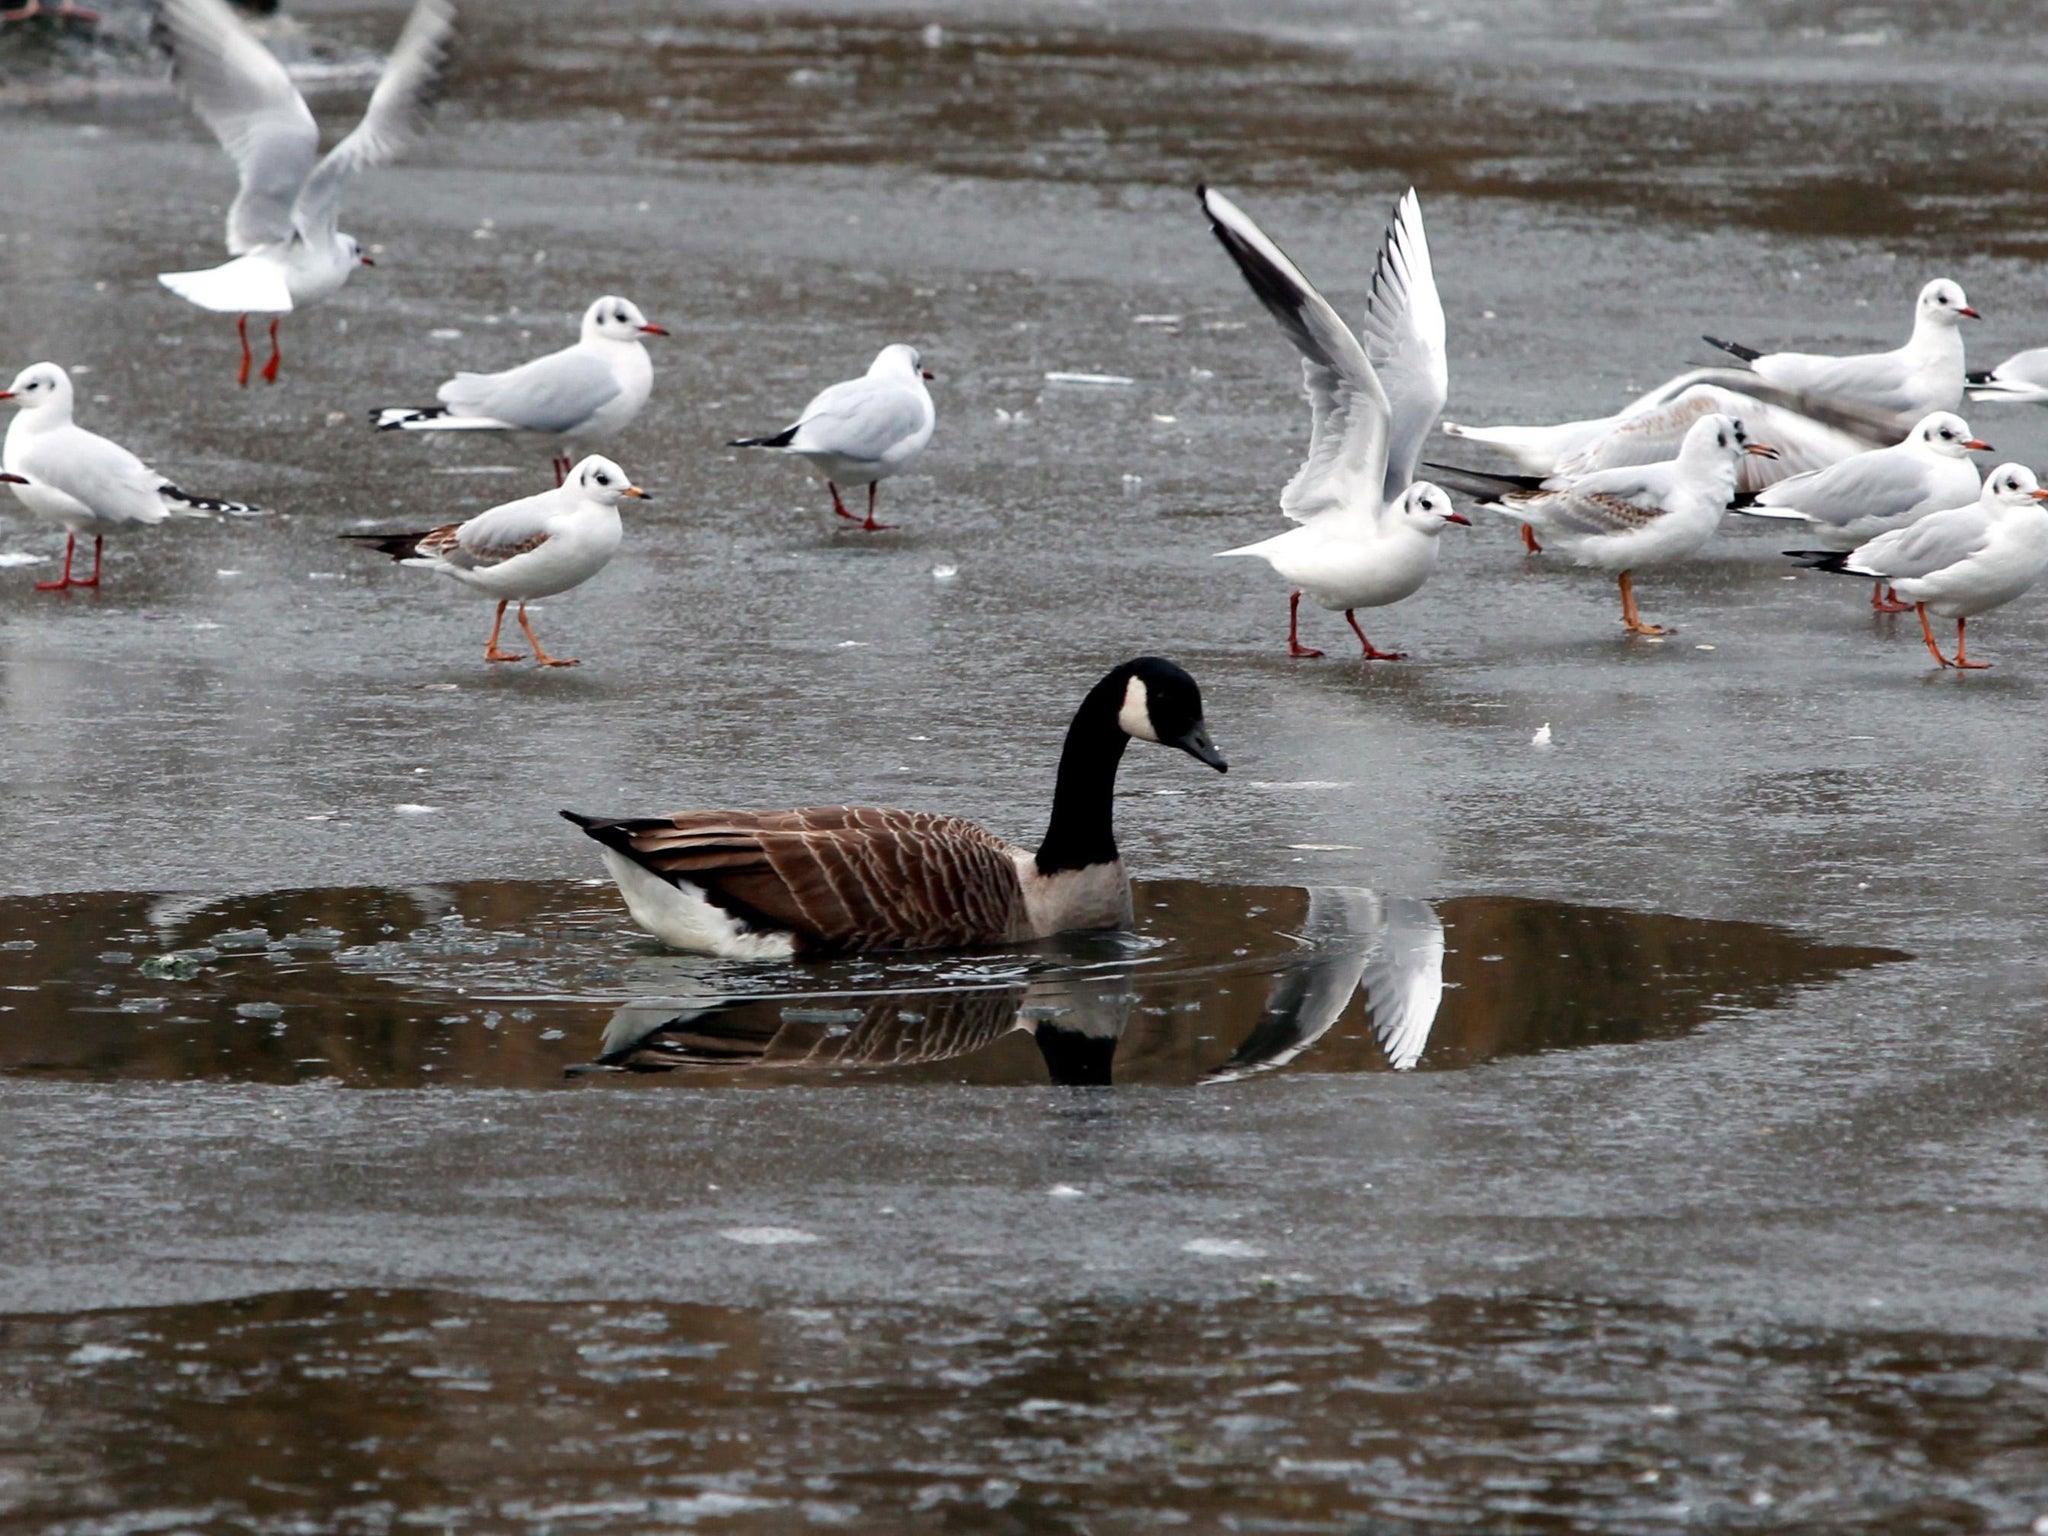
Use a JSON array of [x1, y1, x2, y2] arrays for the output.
[[563, 658, 1227, 959], [341, 454, 644, 667]]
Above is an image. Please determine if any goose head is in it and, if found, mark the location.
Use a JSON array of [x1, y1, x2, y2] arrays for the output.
[[1981, 463, 2048, 510], [1916, 278, 1978, 328], [0, 362, 73, 418], [1111, 656, 1227, 772], [1392, 481, 1470, 535], [1906, 411, 1990, 458], [871, 343, 936, 383], [583, 295, 668, 342], [567, 455, 650, 504]]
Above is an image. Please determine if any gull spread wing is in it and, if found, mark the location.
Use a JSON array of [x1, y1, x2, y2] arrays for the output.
[[438, 350, 621, 434], [1199, 185, 1392, 524], [1204, 887, 1382, 1083], [1359, 895, 1444, 1071], [1357, 188, 1447, 502], [153, 0, 320, 253], [291, 0, 457, 239], [790, 379, 928, 463], [579, 808, 1028, 956]]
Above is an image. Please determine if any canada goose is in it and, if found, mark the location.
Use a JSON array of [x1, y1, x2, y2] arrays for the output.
[[563, 657, 1227, 958]]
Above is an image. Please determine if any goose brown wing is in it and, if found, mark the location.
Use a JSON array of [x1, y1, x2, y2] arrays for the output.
[[589, 806, 1029, 954]]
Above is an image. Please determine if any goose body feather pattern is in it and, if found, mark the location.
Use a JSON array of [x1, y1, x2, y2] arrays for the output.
[[585, 806, 1032, 956]]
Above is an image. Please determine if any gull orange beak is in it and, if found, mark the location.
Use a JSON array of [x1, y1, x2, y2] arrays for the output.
[[1444, 511, 1471, 526], [1964, 438, 1993, 451], [1743, 441, 1780, 458], [622, 485, 651, 500], [1958, 306, 1981, 319], [639, 323, 669, 336], [0, 392, 14, 401], [2032, 489, 2048, 501]]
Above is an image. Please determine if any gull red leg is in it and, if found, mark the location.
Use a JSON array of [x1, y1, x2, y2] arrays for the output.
[[236, 314, 252, 388], [1287, 590, 1324, 658], [1915, 603, 1954, 668], [77, 535, 103, 588], [1871, 580, 1910, 614], [860, 481, 895, 533], [1952, 616, 1991, 670], [1618, 571, 1669, 636], [1521, 523, 1543, 554], [517, 602, 578, 667], [34, 533, 76, 591], [1346, 609, 1407, 661], [484, 599, 526, 663], [260, 318, 281, 384], [552, 454, 571, 487], [828, 481, 859, 522]]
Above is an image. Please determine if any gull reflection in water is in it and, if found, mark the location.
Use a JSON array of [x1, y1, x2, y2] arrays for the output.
[[576, 886, 1445, 1086]]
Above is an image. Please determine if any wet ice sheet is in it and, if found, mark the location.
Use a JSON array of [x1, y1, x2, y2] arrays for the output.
[[5, 1286, 2047, 1534], [0, 877, 1901, 1087]]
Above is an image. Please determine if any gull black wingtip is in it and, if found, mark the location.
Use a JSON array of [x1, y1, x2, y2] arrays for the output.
[[1784, 549, 1855, 573], [1703, 334, 1764, 364]]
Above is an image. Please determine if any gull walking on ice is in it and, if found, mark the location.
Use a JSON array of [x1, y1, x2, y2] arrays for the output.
[[729, 344, 934, 531], [372, 295, 668, 484]]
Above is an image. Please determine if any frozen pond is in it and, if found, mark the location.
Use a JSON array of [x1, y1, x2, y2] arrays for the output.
[[5, 0, 2048, 1528]]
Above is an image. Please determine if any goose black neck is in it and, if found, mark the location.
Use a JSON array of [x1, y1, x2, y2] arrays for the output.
[[1034, 673, 1132, 875]]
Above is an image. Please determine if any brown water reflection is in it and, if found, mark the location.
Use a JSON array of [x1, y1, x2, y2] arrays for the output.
[[4, 1285, 2044, 1533], [0, 879, 1902, 1089]]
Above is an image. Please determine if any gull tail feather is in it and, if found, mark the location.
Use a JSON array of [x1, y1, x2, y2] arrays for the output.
[[728, 425, 800, 449], [161, 484, 265, 518], [1702, 334, 1764, 365], [1785, 549, 1856, 573], [373, 405, 516, 432]]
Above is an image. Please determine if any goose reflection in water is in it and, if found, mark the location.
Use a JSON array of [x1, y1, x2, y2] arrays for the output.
[[577, 886, 1446, 1087]]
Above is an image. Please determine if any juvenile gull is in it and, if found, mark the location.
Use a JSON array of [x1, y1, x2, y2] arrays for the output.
[[1703, 278, 1978, 419], [1433, 412, 1775, 637], [1199, 185, 1466, 658], [1789, 465, 2048, 671], [372, 296, 668, 484], [341, 453, 644, 667], [1734, 411, 1987, 610], [153, 0, 457, 385], [1, 362, 263, 591], [728, 344, 935, 531]]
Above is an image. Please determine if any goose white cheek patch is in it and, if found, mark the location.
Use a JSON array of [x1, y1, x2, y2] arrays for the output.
[[1118, 676, 1158, 741]]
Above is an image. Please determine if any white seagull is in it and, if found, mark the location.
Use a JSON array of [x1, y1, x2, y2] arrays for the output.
[[1, 361, 263, 591], [1199, 184, 1466, 658], [372, 296, 668, 484], [1436, 412, 1776, 636], [153, 0, 457, 386], [1703, 278, 1978, 419], [1733, 410, 1987, 611], [728, 344, 935, 531], [1788, 464, 2048, 670], [341, 454, 644, 667], [1967, 348, 2048, 406]]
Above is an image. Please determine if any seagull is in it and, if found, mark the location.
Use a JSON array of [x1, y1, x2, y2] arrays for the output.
[[340, 454, 643, 667], [1703, 278, 1978, 419], [371, 296, 668, 484], [1733, 411, 1987, 611], [153, 0, 457, 386], [1967, 348, 2048, 406], [728, 344, 935, 531], [1, 361, 264, 591], [1432, 412, 1776, 637], [1787, 464, 2048, 670], [1198, 185, 1464, 657]]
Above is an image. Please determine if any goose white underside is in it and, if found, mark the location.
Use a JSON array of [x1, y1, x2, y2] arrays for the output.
[[599, 848, 797, 960]]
